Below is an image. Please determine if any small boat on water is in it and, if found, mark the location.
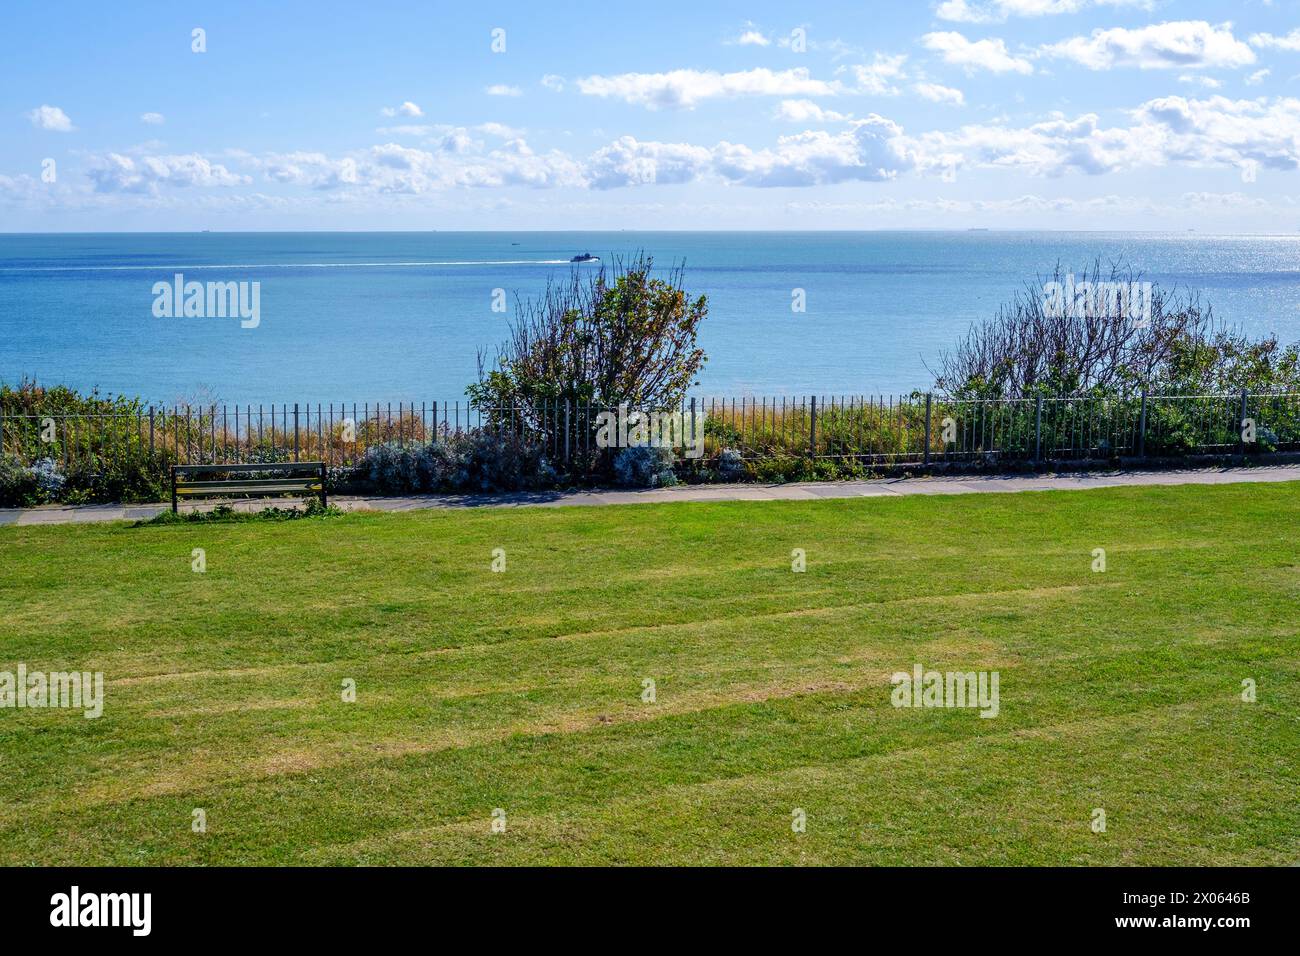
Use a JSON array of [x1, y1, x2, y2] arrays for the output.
[[570, 252, 599, 263]]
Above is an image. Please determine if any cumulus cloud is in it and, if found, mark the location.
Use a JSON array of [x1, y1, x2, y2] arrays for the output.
[[714, 117, 917, 186], [70, 91, 1300, 202], [87, 152, 250, 193], [1132, 94, 1300, 171], [574, 67, 842, 109], [921, 33, 1034, 74], [246, 137, 584, 195], [733, 27, 770, 47], [588, 116, 915, 188], [936, 0, 1150, 23], [587, 137, 715, 188], [380, 101, 424, 118], [1041, 21, 1256, 71], [851, 54, 909, 95], [27, 105, 74, 132], [910, 95, 1300, 177], [774, 99, 851, 122], [0, 173, 41, 200], [476, 122, 524, 139], [375, 124, 433, 137], [914, 82, 966, 105], [1250, 29, 1300, 52], [1245, 69, 1271, 86], [258, 152, 360, 189], [935, 0, 1000, 23]]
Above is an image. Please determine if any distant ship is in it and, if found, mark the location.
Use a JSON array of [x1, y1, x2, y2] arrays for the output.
[[570, 252, 599, 263]]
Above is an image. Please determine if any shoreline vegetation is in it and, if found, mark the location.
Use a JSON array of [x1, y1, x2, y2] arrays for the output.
[[3, 257, 1299, 508]]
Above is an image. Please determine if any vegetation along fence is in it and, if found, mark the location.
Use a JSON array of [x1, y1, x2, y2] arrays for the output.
[[3, 391, 1299, 474]]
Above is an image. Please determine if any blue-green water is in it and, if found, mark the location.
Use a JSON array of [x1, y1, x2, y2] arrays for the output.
[[2, 231, 1298, 403]]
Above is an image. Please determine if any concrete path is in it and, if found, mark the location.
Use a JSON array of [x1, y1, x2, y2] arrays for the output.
[[2, 464, 1298, 527]]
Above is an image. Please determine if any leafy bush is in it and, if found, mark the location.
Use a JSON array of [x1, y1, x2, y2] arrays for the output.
[[28, 458, 65, 500], [0, 454, 40, 506], [612, 446, 678, 488], [454, 430, 557, 493], [2, 381, 171, 504], [362, 441, 449, 494], [357, 432, 556, 495], [716, 448, 746, 482]]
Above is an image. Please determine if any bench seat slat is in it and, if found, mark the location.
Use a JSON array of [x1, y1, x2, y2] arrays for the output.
[[176, 482, 322, 495]]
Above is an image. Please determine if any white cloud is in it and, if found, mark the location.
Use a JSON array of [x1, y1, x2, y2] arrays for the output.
[[914, 82, 966, 105], [713, 117, 917, 186], [0, 173, 41, 200], [87, 152, 250, 193], [259, 152, 360, 189], [589, 116, 916, 188], [485, 84, 521, 96], [1133, 94, 1300, 171], [139, 112, 166, 125], [921, 33, 1034, 74], [937, 0, 1152, 23], [851, 54, 909, 95], [27, 105, 75, 132], [380, 101, 424, 118], [1250, 29, 1300, 52], [476, 122, 524, 139], [1178, 74, 1222, 89], [911, 95, 1300, 177], [1245, 69, 1271, 86], [574, 67, 842, 109], [247, 137, 585, 195], [734, 29, 770, 47], [1042, 21, 1256, 71], [935, 0, 999, 23], [587, 137, 714, 187], [774, 99, 851, 122], [375, 124, 433, 137], [540, 74, 566, 92]]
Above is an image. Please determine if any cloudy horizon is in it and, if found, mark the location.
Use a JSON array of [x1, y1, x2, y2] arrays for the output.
[[4, 1, 1300, 232]]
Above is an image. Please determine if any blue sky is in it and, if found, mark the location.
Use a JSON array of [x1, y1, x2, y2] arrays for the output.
[[3, 0, 1300, 230]]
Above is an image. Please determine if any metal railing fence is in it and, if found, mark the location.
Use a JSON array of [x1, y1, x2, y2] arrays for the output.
[[3, 391, 1298, 473]]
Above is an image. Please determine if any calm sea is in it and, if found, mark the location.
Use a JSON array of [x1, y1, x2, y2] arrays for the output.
[[2, 231, 1298, 404]]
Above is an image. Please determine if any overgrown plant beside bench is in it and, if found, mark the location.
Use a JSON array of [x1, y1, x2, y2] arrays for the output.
[[171, 462, 326, 513]]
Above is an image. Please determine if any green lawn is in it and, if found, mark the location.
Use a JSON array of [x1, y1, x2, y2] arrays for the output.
[[0, 483, 1296, 865]]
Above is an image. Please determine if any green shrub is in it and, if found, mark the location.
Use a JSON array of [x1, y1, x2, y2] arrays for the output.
[[612, 446, 678, 488], [0, 454, 39, 506]]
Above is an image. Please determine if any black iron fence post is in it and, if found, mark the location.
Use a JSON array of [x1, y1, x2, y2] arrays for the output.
[[1034, 396, 1043, 465], [809, 396, 818, 459], [1238, 388, 1249, 461], [293, 403, 300, 462], [923, 393, 932, 465], [1138, 390, 1147, 459]]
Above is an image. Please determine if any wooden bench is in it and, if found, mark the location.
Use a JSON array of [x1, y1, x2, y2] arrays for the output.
[[171, 462, 327, 513]]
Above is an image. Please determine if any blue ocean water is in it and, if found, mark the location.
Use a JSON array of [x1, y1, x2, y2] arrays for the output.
[[2, 231, 1299, 404]]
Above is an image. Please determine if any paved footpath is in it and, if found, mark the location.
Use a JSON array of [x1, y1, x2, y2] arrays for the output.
[[2, 464, 1298, 527]]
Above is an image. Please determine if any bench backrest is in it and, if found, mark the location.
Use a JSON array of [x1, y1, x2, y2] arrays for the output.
[[173, 462, 325, 478], [171, 462, 327, 511]]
